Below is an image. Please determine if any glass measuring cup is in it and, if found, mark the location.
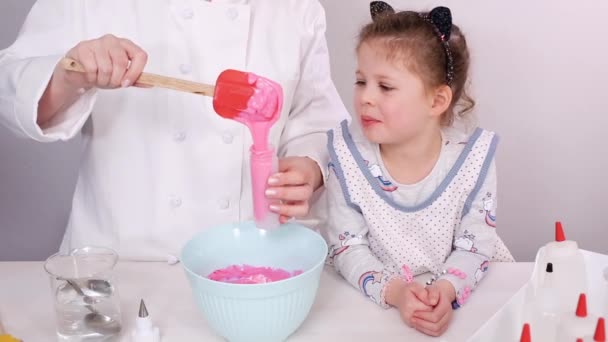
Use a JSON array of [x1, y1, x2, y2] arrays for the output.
[[44, 246, 122, 341]]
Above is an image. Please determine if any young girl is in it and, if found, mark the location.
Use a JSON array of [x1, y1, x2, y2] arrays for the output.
[[325, 1, 514, 337]]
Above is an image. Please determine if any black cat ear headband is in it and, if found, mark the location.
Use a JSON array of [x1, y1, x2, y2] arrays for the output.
[[369, 1, 455, 86]]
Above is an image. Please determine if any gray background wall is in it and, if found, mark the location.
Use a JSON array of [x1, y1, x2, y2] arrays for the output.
[[1, 0, 607, 261], [0, 0, 82, 261]]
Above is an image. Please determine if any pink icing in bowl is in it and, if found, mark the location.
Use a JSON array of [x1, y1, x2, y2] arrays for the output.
[[207, 264, 303, 284]]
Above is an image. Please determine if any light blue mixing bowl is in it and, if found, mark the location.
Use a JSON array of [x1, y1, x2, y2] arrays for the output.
[[181, 221, 328, 342]]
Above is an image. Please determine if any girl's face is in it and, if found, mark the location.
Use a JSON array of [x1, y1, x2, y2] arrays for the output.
[[354, 41, 440, 145]]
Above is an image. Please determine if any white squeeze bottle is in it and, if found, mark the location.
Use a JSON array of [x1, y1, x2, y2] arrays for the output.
[[556, 293, 598, 342], [536, 263, 560, 340], [524, 263, 560, 341], [532, 221, 587, 311]]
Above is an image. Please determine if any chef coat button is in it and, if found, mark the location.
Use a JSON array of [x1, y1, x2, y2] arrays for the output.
[[226, 8, 239, 20], [169, 196, 182, 208], [222, 132, 234, 144], [182, 8, 194, 19], [218, 199, 230, 210], [173, 131, 187, 142], [179, 64, 192, 75]]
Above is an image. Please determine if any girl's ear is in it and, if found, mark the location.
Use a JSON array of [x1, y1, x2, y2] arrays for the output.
[[430, 84, 453, 119], [370, 1, 395, 21]]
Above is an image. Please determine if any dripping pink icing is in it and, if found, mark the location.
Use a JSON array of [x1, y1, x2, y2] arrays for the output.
[[240, 73, 282, 151]]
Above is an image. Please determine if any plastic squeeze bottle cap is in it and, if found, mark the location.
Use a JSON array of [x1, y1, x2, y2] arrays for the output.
[[545, 221, 579, 257], [595, 317, 606, 342], [555, 221, 566, 242], [520, 323, 531, 342], [576, 294, 588, 318]]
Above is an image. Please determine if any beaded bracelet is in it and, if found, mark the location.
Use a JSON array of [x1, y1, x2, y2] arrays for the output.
[[424, 269, 465, 310], [425, 269, 447, 286]]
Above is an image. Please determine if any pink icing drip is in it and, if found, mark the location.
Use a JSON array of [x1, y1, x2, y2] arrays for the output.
[[238, 73, 282, 151], [208, 264, 303, 284], [244, 73, 279, 122], [223, 72, 283, 227]]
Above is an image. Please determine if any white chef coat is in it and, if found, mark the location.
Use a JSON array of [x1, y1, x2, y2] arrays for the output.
[[0, 0, 348, 261]]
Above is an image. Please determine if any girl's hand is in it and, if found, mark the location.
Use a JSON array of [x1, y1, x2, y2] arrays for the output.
[[412, 279, 456, 336], [266, 157, 322, 223], [385, 279, 433, 327]]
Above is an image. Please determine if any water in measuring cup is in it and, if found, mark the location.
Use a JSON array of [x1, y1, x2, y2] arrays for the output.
[[55, 282, 121, 342]]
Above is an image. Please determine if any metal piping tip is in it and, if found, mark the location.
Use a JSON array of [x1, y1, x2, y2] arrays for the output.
[[139, 299, 149, 318]]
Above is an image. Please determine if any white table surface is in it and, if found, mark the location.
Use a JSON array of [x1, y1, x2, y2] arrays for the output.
[[0, 261, 533, 342]]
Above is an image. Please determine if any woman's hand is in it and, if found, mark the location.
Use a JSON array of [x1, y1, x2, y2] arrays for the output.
[[62, 34, 148, 90], [266, 156, 323, 223], [38, 34, 148, 125]]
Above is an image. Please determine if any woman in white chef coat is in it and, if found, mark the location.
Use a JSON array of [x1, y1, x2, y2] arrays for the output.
[[0, 0, 348, 261]]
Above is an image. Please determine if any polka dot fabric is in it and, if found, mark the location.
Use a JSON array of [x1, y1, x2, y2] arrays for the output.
[[331, 125, 511, 277]]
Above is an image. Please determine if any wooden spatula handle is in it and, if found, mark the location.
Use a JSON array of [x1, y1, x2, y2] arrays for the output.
[[60, 57, 215, 97]]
